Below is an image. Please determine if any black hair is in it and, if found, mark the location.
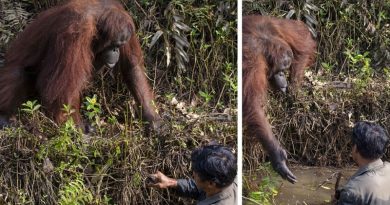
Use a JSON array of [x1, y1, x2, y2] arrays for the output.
[[352, 121, 389, 160], [191, 144, 237, 188]]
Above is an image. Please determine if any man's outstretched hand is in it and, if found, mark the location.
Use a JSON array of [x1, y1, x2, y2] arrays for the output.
[[146, 171, 177, 189]]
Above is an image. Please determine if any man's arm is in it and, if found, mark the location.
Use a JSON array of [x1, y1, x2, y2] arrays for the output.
[[147, 171, 205, 200], [337, 189, 361, 205], [176, 178, 204, 199], [147, 171, 178, 189]]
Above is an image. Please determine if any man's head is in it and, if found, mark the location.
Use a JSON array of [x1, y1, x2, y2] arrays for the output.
[[351, 121, 389, 161], [191, 144, 237, 190]]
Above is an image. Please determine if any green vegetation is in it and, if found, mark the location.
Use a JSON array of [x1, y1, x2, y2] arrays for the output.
[[244, 163, 280, 205]]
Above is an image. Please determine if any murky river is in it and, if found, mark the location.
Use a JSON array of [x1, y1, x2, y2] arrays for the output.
[[245, 166, 357, 205]]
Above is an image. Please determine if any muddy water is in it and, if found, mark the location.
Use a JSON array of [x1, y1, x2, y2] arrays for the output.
[[245, 166, 357, 205], [275, 167, 356, 205]]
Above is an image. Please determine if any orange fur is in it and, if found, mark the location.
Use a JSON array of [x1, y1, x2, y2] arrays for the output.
[[243, 15, 316, 166], [0, 0, 160, 128]]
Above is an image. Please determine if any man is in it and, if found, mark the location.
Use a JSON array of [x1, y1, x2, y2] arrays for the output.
[[148, 144, 237, 205], [337, 121, 390, 205]]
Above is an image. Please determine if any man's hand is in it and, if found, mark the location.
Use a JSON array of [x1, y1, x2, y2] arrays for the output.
[[146, 171, 178, 189]]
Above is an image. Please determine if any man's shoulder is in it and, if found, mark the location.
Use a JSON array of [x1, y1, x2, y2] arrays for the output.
[[341, 179, 362, 197], [338, 188, 360, 205], [381, 161, 390, 174], [198, 181, 236, 205], [338, 161, 390, 204], [352, 161, 390, 182], [338, 179, 368, 205]]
